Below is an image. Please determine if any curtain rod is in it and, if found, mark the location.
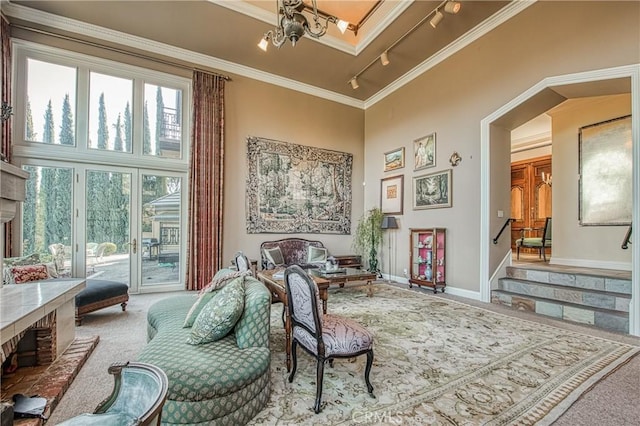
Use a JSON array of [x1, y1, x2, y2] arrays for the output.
[[10, 23, 231, 81]]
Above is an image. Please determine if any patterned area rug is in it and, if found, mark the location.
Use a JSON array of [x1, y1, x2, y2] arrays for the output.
[[249, 283, 639, 425]]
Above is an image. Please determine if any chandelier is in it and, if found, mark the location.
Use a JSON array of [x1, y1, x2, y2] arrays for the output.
[[258, 0, 349, 51]]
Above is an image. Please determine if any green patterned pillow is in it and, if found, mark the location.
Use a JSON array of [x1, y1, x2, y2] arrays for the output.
[[182, 271, 248, 328], [187, 278, 245, 345]]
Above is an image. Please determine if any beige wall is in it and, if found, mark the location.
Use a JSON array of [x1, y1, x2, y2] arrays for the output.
[[549, 94, 632, 268], [224, 75, 365, 265], [364, 1, 639, 292]]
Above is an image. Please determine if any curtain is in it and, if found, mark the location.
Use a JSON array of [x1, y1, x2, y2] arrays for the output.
[[2, 15, 13, 257], [185, 71, 225, 291]]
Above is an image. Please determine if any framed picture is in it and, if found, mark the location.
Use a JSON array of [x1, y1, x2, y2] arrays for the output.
[[579, 115, 632, 225], [380, 175, 404, 215], [384, 147, 405, 172], [413, 169, 452, 210], [413, 132, 436, 171]]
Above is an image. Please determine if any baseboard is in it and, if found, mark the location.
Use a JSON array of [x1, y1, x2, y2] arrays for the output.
[[490, 251, 512, 291], [550, 257, 632, 271], [385, 275, 482, 301]]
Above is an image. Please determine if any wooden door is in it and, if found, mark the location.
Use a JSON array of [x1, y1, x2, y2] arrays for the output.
[[511, 156, 552, 250]]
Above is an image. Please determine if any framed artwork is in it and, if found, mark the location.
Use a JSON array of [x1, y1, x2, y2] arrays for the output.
[[413, 169, 452, 210], [380, 175, 404, 215], [245, 136, 352, 234], [384, 147, 405, 172], [413, 133, 436, 171], [579, 115, 632, 225]]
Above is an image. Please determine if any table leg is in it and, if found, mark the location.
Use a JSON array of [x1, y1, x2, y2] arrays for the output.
[[367, 280, 373, 297], [319, 289, 328, 314]]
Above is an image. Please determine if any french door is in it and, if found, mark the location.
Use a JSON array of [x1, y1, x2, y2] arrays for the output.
[[19, 161, 186, 293]]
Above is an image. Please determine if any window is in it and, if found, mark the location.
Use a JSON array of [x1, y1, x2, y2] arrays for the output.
[[13, 41, 190, 292]]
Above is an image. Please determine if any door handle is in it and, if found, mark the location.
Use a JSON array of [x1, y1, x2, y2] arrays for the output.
[[132, 238, 137, 254]]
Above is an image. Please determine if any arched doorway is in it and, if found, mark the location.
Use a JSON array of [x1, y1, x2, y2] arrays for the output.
[[479, 65, 639, 336]]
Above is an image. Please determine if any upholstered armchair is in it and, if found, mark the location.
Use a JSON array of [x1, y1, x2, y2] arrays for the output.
[[57, 362, 168, 426], [516, 217, 552, 261], [284, 265, 374, 413]]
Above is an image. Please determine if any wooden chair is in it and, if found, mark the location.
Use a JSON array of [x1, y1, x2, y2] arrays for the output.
[[516, 217, 552, 261], [234, 251, 252, 276], [284, 265, 375, 413]]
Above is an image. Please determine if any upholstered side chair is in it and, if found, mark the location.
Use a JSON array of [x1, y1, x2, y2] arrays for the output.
[[516, 217, 552, 261], [234, 251, 252, 276], [284, 265, 374, 413]]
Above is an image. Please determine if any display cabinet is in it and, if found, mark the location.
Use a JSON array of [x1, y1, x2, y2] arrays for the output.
[[408, 228, 446, 293]]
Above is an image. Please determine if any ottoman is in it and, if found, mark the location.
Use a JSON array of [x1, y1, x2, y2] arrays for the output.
[[75, 279, 129, 325]]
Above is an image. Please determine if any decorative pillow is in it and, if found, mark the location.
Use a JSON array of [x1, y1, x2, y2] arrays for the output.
[[182, 271, 250, 328], [3, 253, 41, 267], [11, 264, 50, 284], [263, 246, 285, 267], [187, 279, 245, 345], [307, 246, 328, 264], [44, 262, 58, 279]]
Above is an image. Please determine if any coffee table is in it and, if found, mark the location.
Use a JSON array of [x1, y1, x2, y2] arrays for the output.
[[257, 269, 330, 372], [309, 267, 378, 297]]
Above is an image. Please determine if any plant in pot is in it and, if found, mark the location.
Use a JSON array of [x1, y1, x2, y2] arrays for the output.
[[352, 207, 384, 275]]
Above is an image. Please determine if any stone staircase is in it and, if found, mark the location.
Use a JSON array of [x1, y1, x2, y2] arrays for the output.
[[492, 264, 632, 334]]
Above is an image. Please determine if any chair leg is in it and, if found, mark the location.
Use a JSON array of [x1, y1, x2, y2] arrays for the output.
[[543, 247, 547, 262], [516, 246, 520, 260], [288, 341, 298, 383], [364, 350, 375, 397], [314, 358, 326, 414]]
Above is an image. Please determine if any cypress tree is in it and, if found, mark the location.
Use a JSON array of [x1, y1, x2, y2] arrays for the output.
[[59, 93, 74, 146], [41, 101, 57, 248], [25, 98, 37, 141], [113, 113, 124, 151], [155, 86, 164, 156], [124, 102, 132, 152], [143, 101, 151, 155], [97, 93, 109, 150], [22, 166, 38, 255]]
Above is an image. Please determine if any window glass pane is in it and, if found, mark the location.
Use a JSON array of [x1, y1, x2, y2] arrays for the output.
[[142, 174, 181, 284], [25, 59, 77, 145], [143, 84, 182, 159], [89, 72, 133, 152], [22, 165, 73, 276]]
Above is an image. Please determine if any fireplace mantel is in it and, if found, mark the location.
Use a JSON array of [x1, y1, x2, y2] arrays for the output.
[[0, 161, 29, 223]]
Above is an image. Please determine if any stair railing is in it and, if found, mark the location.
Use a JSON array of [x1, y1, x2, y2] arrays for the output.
[[493, 218, 514, 245], [621, 224, 632, 249]]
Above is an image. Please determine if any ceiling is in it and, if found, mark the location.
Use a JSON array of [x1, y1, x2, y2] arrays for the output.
[[4, 0, 516, 103]]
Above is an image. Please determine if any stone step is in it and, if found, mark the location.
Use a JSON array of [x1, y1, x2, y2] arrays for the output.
[[491, 289, 629, 334], [497, 278, 631, 312], [506, 266, 631, 295]]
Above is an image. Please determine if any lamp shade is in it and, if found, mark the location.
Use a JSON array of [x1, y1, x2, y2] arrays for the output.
[[381, 216, 398, 230]]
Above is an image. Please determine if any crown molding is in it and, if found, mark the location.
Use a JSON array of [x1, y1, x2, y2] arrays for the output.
[[3, 2, 364, 109], [364, 0, 537, 108]]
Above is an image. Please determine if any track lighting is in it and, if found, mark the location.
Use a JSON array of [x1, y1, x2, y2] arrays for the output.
[[380, 51, 390, 66], [444, 1, 461, 14], [430, 9, 443, 28], [347, 0, 462, 92]]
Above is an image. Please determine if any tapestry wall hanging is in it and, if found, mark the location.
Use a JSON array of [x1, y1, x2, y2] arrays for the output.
[[246, 136, 353, 234]]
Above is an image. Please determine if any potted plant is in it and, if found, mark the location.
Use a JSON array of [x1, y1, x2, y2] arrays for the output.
[[352, 207, 384, 274]]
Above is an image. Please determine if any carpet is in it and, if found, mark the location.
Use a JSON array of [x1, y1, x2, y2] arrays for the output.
[[249, 283, 639, 425]]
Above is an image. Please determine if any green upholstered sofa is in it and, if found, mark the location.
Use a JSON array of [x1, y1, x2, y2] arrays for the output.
[[137, 269, 271, 425]]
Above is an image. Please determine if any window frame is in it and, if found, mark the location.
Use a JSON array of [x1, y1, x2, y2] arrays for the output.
[[12, 40, 192, 172]]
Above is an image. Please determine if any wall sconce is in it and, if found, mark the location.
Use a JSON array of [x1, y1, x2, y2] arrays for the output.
[[541, 171, 552, 186]]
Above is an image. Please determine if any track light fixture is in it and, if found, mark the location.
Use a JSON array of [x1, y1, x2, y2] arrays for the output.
[[347, 0, 462, 90], [258, 0, 350, 51], [380, 51, 390, 66], [444, 1, 461, 14], [430, 9, 444, 28]]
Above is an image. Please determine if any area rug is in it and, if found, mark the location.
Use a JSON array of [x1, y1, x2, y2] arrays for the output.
[[249, 283, 639, 425]]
